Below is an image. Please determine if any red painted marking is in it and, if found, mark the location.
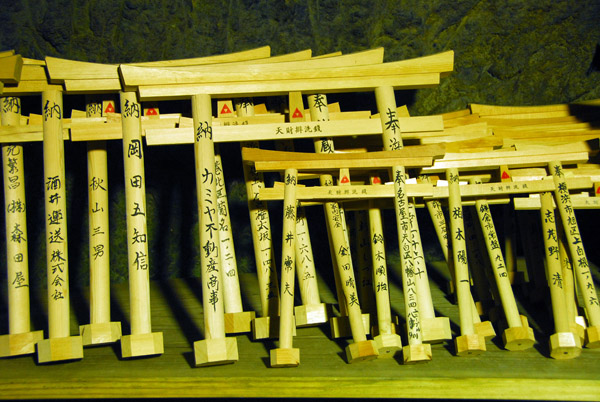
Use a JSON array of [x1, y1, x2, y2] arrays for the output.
[[372, 177, 381, 184], [104, 103, 115, 114], [292, 107, 304, 118], [340, 176, 349, 184], [501, 171, 510, 180], [146, 108, 158, 116], [596, 186, 600, 194], [220, 104, 233, 114]]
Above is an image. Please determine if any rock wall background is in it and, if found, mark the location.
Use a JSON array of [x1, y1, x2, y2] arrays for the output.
[[0, 0, 599, 289]]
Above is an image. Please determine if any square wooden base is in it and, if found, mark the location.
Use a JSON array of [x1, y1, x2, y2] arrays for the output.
[[37, 335, 84, 363], [270, 347, 300, 367], [373, 333, 402, 358], [330, 314, 370, 339], [421, 317, 452, 343], [455, 333, 486, 356], [251, 316, 296, 340], [0, 330, 44, 357], [194, 337, 238, 367], [120, 332, 163, 358], [345, 340, 379, 363], [474, 321, 496, 339], [502, 325, 535, 351], [294, 303, 329, 327], [572, 322, 586, 344], [585, 325, 600, 349], [225, 311, 255, 334], [79, 322, 122, 346], [549, 332, 582, 359], [402, 343, 432, 364]]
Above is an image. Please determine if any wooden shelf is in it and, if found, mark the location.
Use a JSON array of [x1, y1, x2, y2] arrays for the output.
[[1, 266, 599, 400]]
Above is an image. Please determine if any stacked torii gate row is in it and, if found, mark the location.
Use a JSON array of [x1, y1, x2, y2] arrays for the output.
[[246, 144, 597, 357], [0, 47, 311, 362], [118, 49, 454, 365]]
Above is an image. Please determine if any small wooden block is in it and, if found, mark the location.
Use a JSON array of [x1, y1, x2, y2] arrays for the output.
[[421, 317, 452, 343], [194, 337, 238, 367], [571, 322, 586, 344], [455, 333, 486, 356], [330, 313, 370, 339], [79, 322, 122, 346], [0, 330, 44, 357], [550, 332, 582, 359], [37, 335, 84, 364], [269, 347, 300, 368], [402, 343, 433, 364], [502, 326, 535, 351], [224, 311, 255, 334], [251, 316, 295, 340], [371, 321, 398, 337], [294, 303, 329, 327], [373, 333, 402, 358], [585, 325, 600, 349], [345, 340, 379, 363], [474, 321, 496, 339], [120, 332, 163, 358]]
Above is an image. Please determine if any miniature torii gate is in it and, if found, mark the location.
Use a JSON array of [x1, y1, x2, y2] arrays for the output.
[[40, 48, 288, 358], [119, 49, 454, 364], [0, 55, 84, 363]]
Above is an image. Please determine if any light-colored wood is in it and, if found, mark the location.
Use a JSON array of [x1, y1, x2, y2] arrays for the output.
[[375, 86, 430, 363], [539, 192, 582, 359], [355, 209, 376, 317], [470, 103, 571, 116], [472, 177, 534, 350], [135, 73, 441, 101], [119, 91, 162, 358], [369, 177, 402, 358], [79, 98, 121, 345], [270, 168, 299, 367], [45, 46, 272, 81], [549, 161, 600, 347], [0, 55, 23, 84], [214, 149, 252, 334], [38, 89, 84, 362], [191, 94, 237, 366], [128, 46, 272, 67], [446, 168, 486, 355], [0, 96, 44, 357], [119, 51, 453, 87], [408, 203, 451, 343], [236, 101, 280, 340], [308, 94, 376, 362], [1, 276, 600, 399], [145, 115, 443, 145], [287, 92, 328, 328]]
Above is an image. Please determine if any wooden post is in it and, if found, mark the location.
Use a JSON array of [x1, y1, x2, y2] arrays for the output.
[[446, 168, 486, 356], [368, 179, 403, 358], [408, 203, 451, 343], [36, 89, 84, 363], [549, 161, 600, 348], [539, 192, 582, 359], [472, 177, 535, 350], [0, 96, 43, 357], [308, 93, 378, 363], [286, 91, 328, 328], [236, 100, 281, 340], [355, 209, 376, 318], [192, 94, 238, 366], [79, 97, 121, 346], [375, 86, 431, 363], [119, 91, 163, 358], [270, 168, 300, 367], [556, 224, 586, 343], [214, 148, 256, 334]]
